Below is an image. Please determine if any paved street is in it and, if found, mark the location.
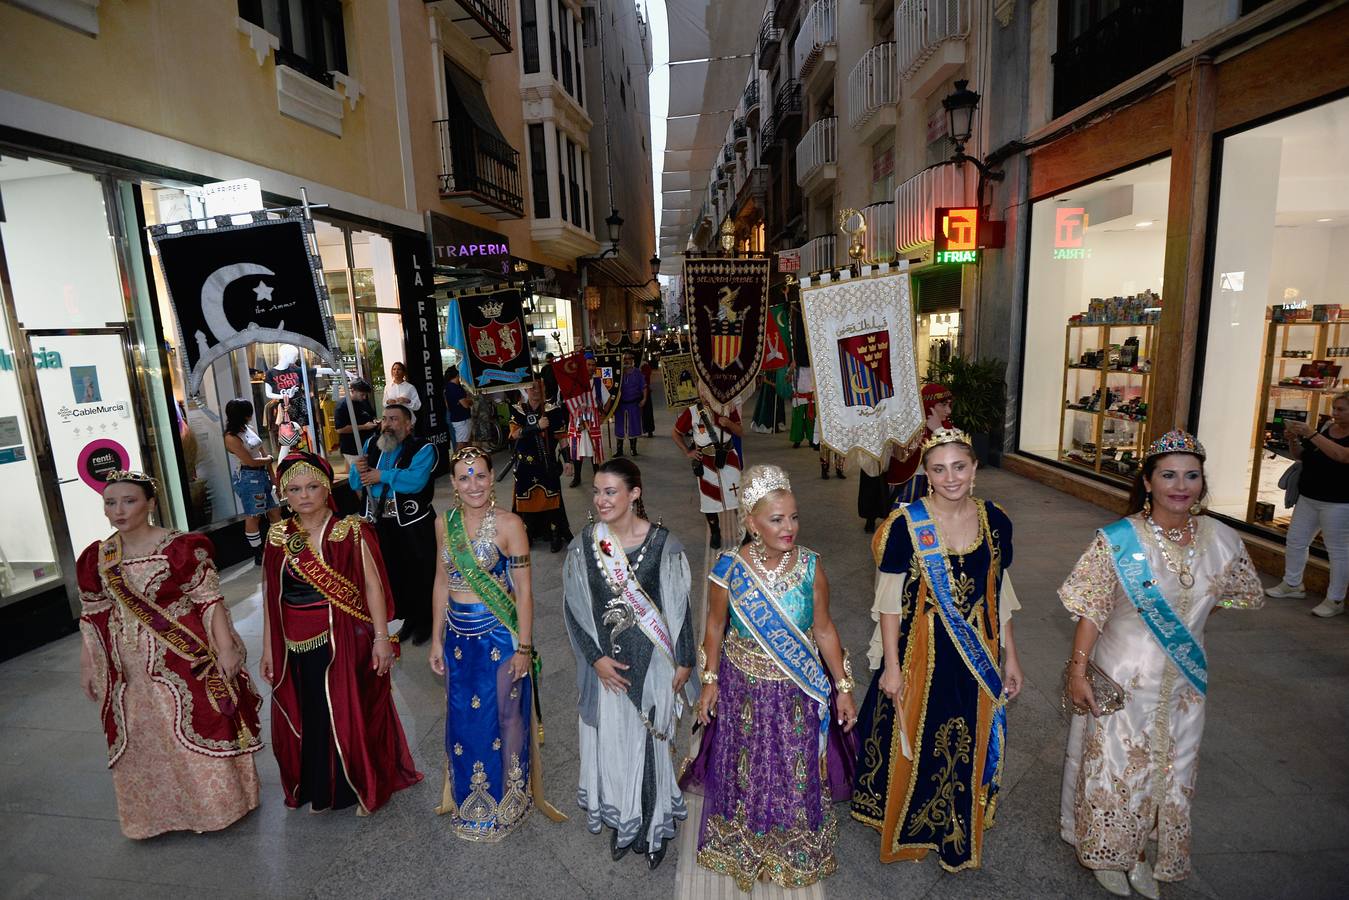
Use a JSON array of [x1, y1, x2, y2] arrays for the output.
[[2, 398, 1347, 900]]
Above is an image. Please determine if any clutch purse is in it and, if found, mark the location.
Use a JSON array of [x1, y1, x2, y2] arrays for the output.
[[1061, 661, 1125, 717]]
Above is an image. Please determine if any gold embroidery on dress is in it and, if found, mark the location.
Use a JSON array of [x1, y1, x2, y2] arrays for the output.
[[471, 694, 481, 709], [736, 747, 752, 792], [696, 794, 839, 891], [490, 647, 501, 662], [453, 743, 463, 755], [453, 646, 462, 660], [908, 716, 972, 855], [329, 516, 358, 543], [740, 696, 754, 736]]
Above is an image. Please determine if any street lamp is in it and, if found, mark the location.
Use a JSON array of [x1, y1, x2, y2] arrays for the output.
[[941, 79, 1003, 183], [603, 208, 623, 255]]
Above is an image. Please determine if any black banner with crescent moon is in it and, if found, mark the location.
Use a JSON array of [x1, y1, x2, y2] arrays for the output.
[[149, 212, 335, 395], [684, 257, 770, 413]]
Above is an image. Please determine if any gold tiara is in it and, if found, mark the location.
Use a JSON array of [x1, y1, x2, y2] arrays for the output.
[[105, 470, 157, 490], [278, 461, 330, 492], [921, 427, 973, 455], [741, 465, 792, 512], [452, 446, 489, 464]]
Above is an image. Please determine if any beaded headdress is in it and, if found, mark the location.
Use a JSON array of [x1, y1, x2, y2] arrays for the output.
[[740, 464, 792, 513], [921, 427, 973, 455], [1145, 430, 1206, 461], [278, 452, 332, 492], [450, 445, 492, 473], [104, 470, 157, 492]]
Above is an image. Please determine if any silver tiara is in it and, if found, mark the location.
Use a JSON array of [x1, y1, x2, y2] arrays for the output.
[[741, 465, 791, 512]]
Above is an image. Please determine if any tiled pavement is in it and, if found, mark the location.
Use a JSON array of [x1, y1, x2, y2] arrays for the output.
[[2, 399, 1347, 899]]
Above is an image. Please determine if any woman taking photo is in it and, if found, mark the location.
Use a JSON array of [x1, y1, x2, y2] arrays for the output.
[[851, 428, 1024, 872], [1267, 391, 1349, 618], [684, 463, 858, 892], [562, 458, 696, 869], [223, 398, 279, 565], [429, 446, 566, 840], [1059, 431, 1263, 897], [79, 471, 262, 838], [261, 452, 422, 814]]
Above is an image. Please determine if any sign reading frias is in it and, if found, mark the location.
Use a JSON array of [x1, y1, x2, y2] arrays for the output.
[[457, 288, 532, 392], [799, 268, 924, 460], [684, 257, 770, 413], [149, 211, 336, 395]]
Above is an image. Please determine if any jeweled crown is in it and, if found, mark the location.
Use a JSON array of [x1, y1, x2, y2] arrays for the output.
[[921, 427, 973, 455], [740, 464, 792, 512], [1146, 429, 1206, 461], [481, 300, 504, 318], [105, 470, 157, 489]]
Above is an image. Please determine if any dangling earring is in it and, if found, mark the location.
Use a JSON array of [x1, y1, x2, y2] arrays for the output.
[[1142, 493, 1152, 517], [453, 488, 463, 508], [751, 530, 763, 548], [1189, 501, 1203, 516], [489, 491, 497, 511]]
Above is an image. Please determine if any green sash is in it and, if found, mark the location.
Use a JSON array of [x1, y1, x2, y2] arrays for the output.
[[444, 508, 540, 679]]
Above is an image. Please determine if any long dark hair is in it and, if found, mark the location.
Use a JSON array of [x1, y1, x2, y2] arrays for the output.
[[596, 457, 647, 519], [224, 398, 253, 436], [1127, 452, 1207, 514]]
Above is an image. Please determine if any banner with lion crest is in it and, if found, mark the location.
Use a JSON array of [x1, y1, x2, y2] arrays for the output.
[[684, 257, 771, 414], [799, 267, 924, 460]]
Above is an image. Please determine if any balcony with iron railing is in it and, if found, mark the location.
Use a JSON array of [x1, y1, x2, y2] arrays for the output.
[[743, 80, 761, 122], [1052, 0, 1183, 118], [723, 144, 739, 174], [760, 113, 780, 158], [425, 0, 512, 55], [896, 0, 970, 97], [795, 116, 837, 195], [435, 118, 524, 219], [733, 118, 749, 151], [775, 80, 803, 123], [799, 234, 837, 275], [759, 5, 784, 70], [848, 42, 898, 140], [861, 200, 896, 263], [793, 0, 837, 92]]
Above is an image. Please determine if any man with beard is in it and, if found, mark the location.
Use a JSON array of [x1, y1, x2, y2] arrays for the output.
[[350, 403, 438, 644], [510, 380, 574, 553]]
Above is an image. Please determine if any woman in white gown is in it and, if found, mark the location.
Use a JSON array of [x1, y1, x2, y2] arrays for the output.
[[1059, 431, 1264, 898]]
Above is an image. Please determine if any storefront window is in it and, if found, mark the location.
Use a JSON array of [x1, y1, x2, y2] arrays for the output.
[[526, 295, 575, 356], [1196, 96, 1349, 535], [1020, 157, 1171, 480]]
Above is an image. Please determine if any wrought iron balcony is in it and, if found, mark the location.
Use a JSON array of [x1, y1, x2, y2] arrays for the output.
[[758, 5, 783, 70], [733, 118, 749, 150], [435, 118, 524, 219], [848, 42, 898, 130], [795, 116, 837, 192], [1052, 0, 1182, 118], [775, 80, 803, 122], [793, 0, 836, 83], [896, 0, 970, 77], [743, 80, 760, 116], [760, 113, 780, 158], [425, 0, 512, 55]]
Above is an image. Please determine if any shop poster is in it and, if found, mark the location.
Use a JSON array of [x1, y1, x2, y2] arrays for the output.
[[149, 211, 337, 395], [457, 288, 532, 393], [684, 256, 770, 414], [660, 352, 699, 409], [799, 267, 924, 461]]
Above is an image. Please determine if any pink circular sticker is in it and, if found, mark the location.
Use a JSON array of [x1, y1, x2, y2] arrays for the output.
[[78, 439, 130, 491]]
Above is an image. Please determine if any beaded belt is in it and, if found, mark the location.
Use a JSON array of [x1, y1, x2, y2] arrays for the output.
[[723, 632, 799, 681]]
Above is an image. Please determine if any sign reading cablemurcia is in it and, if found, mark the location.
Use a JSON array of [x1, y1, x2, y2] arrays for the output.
[[684, 256, 770, 414], [800, 267, 924, 460], [149, 211, 336, 394]]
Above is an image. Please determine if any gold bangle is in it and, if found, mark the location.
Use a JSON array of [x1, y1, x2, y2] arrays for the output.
[[700, 669, 719, 685], [1071, 648, 1088, 660], [834, 677, 855, 694]]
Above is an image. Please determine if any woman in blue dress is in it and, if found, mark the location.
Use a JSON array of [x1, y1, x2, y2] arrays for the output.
[[429, 446, 565, 840]]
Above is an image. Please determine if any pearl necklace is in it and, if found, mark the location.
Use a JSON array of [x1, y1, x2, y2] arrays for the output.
[[750, 544, 795, 586], [1147, 515, 1197, 589]]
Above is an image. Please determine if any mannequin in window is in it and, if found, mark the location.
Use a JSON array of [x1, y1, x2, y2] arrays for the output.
[[264, 345, 334, 453]]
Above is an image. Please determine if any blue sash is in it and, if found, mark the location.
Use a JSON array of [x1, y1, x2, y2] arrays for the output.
[[1100, 519, 1208, 696], [716, 552, 831, 762], [905, 499, 1005, 787]]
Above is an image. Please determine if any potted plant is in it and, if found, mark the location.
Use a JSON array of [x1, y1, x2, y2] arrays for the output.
[[925, 355, 1008, 464]]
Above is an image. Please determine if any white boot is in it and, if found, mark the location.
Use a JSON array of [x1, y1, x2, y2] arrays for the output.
[[1094, 869, 1132, 897], [1128, 859, 1160, 900]]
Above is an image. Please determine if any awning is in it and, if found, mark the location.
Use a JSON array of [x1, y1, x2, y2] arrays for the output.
[[444, 58, 508, 144]]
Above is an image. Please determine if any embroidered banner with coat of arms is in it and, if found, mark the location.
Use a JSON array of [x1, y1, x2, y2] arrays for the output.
[[799, 267, 924, 460], [684, 257, 770, 413], [457, 288, 531, 392]]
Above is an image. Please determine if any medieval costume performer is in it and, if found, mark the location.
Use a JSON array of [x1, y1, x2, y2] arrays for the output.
[[851, 428, 1025, 872], [750, 369, 789, 434], [563, 459, 696, 870], [429, 446, 566, 841], [1059, 432, 1263, 898], [682, 464, 859, 892], [350, 402, 438, 645], [566, 359, 610, 488], [640, 357, 657, 437], [789, 366, 816, 449], [510, 380, 575, 553], [79, 471, 262, 839], [613, 352, 647, 457], [868, 382, 955, 519], [263, 452, 422, 814], [671, 389, 743, 550]]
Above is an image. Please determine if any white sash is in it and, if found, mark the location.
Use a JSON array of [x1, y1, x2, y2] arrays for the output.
[[592, 522, 676, 665]]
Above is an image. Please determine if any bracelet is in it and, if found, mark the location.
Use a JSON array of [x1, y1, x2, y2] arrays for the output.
[[516, 643, 534, 654], [700, 669, 719, 685], [373, 635, 392, 643], [1071, 648, 1088, 660], [835, 647, 856, 694]]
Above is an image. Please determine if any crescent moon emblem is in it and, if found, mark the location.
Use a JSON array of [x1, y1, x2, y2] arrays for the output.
[[200, 263, 276, 344], [850, 373, 873, 396]]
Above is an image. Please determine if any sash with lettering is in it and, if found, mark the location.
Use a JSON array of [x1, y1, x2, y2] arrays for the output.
[[92, 535, 262, 759], [717, 551, 832, 761], [281, 522, 375, 625], [593, 521, 676, 666], [1100, 519, 1208, 695], [905, 499, 1005, 786]]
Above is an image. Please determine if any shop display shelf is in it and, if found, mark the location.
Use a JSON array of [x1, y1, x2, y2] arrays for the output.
[[1270, 383, 1344, 394], [1105, 368, 1150, 376], [1103, 411, 1147, 422]]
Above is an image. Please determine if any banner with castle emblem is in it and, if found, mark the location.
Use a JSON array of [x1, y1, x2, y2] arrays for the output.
[[457, 288, 532, 392], [800, 268, 924, 460], [684, 257, 770, 413]]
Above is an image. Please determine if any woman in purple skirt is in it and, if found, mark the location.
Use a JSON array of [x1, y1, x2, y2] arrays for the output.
[[682, 464, 858, 891], [612, 352, 647, 457]]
